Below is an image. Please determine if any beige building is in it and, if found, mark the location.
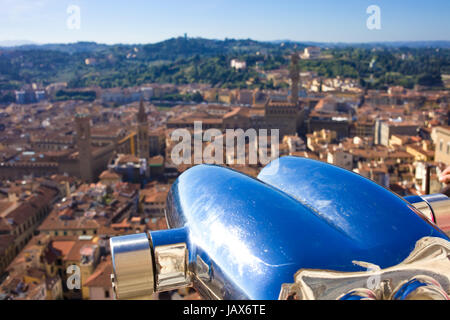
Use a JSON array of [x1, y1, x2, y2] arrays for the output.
[[406, 143, 435, 162], [38, 212, 100, 237], [140, 184, 170, 218], [434, 126, 450, 165], [0, 235, 15, 275], [0, 186, 58, 261], [50, 236, 100, 299], [327, 148, 353, 171], [307, 129, 337, 151], [84, 256, 113, 300]]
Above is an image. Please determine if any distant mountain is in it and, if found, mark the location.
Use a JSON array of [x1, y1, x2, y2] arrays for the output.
[[0, 41, 114, 53], [0, 38, 288, 59], [325, 41, 450, 49], [0, 38, 278, 56], [269, 40, 450, 49], [2, 38, 449, 54], [0, 40, 37, 47]]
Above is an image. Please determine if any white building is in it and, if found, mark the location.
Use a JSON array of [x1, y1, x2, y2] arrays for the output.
[[283, 135, 306, 154], [327, 148, 353, 171], [302, 47, 321, 59], [231, 59, 247, 70]]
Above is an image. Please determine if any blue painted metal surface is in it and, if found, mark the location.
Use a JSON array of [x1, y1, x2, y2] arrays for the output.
[[392, 279, 428, 300], [258, 157, 449, 266], [163, 157, 449, 300]]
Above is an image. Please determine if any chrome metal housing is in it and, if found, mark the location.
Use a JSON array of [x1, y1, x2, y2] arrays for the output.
[[110, 233, 154, 300], [405, 194, 450, 235], [391, 275, 449, 300], [109, 157, 450, 300], [279, 236, 450, 300], [150, 228, 192, 292]]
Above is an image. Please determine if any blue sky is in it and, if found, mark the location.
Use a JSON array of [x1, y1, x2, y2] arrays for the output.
[[0, 0, 449, 44]]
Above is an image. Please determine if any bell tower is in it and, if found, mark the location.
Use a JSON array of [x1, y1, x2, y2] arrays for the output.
[[75, 114, 93, 182], [289, 52, 300, 106], [264, 53, 304, 139]]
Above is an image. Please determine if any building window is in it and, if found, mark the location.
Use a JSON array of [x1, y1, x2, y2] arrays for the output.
[[105, 290, 110, 298], [448, 143, 450, 155], [440, 140, 443, 152]]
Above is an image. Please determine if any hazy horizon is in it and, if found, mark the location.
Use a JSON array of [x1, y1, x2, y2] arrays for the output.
[[2, 38, 450, 48], [0, 1, 449, 45]]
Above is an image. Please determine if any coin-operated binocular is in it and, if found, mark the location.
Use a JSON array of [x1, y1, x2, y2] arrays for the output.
[[110, 157, 450, 300]]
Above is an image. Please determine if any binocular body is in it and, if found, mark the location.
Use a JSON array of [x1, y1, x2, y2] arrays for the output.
[[110, 157, 450, 300]]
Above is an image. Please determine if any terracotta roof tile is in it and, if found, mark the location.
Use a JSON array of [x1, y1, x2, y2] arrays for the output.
[[84, 256, 112, 288]]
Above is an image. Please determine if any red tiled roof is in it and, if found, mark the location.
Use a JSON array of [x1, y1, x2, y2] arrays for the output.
[[84, 256, 112, 288]]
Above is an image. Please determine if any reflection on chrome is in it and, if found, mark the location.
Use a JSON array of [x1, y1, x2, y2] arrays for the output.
[[191, 220, 266, 278], [338, 289, 377, 300], [154, 242, 190, 292], [419, 194, 450, 228], [110, 233, 154, 300], [109, 157, 450, 300], [391, 275, 449, 300]]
